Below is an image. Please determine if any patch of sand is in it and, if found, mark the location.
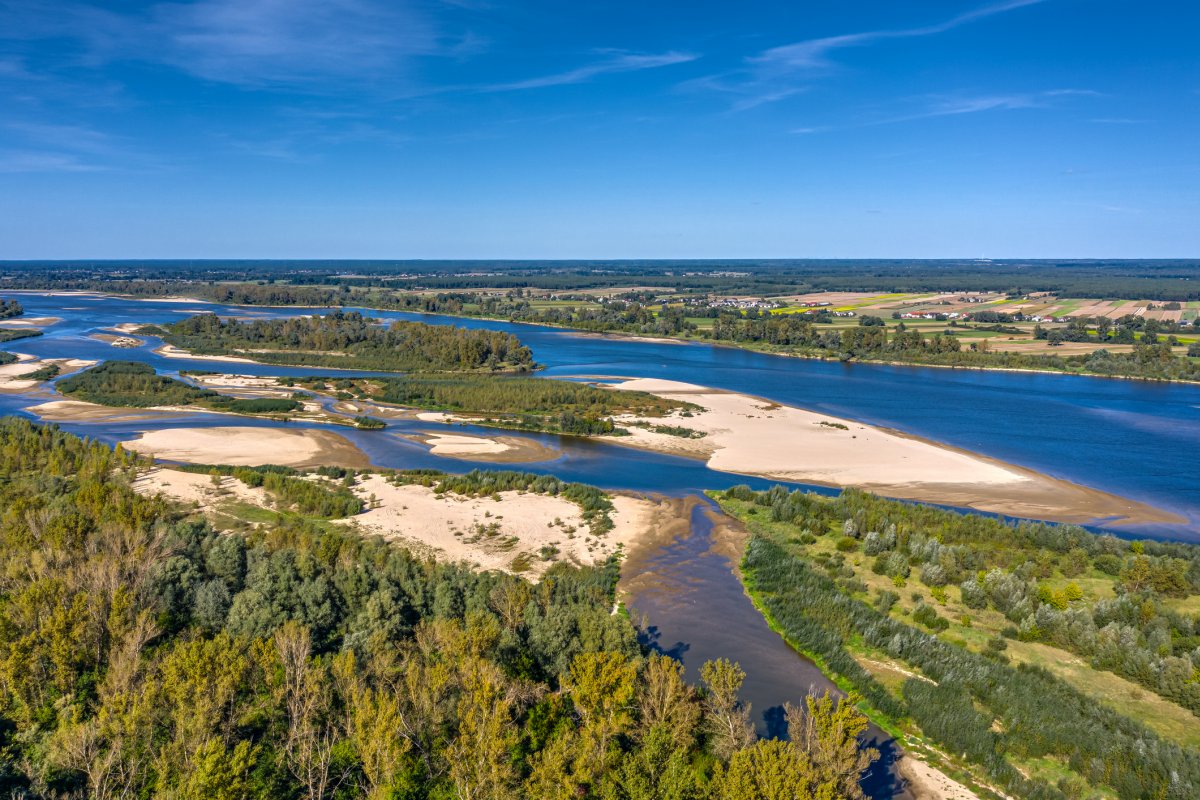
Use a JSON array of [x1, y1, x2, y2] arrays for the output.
[[122, 426, 371, 468], [154, 343, 258, 363], [608, 378, 1179, 527], [0, 316, 62, 327], [897, 756, 983, 800], [0, 357, 95, 392], [28, 399, 201, 422], [188, 373, 285, 390], [338, 474, 656, 578], [90, 333, 144, 347], [109, 322, 148, 334], [406, 431, 561, 463], [132, 466, 270, 510]]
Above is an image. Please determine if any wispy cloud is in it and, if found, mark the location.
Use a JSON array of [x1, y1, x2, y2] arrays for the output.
[[0, 119, 153, 172], [752, 0, 1046, 74], [882, 88, 1096, 123], [0, 0, 453, 92], [0, 150, 108, 173], [482, 51, 697, 92], [690, 0, 1047, 111], [148, 0, 440, 88]]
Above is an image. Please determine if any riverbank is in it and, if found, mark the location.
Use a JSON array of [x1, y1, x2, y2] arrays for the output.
[[121, 425, 372, 467], [605, 378, 1180, 528]]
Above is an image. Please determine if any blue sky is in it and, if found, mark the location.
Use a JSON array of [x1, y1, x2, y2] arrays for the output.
[[1, 0, 1197, 258]]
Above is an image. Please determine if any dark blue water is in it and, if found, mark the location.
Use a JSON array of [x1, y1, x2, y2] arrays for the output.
[[5, 291, 1196, 540]]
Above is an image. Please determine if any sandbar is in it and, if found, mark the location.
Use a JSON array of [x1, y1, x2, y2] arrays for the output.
[[122, 426, 371, 468], [607, 378, 1179, 527], [0, 316, 62, 328], [404, 431, 560, 463], [154, 343, 258, 364], [337, 474, 656, 577], [0, 357, 95, 393]]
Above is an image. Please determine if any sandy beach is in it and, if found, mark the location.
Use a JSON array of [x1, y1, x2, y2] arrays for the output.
[[0, 357, 95, 393], [154, 343, 258, 363], [133, 466, 661, 579], [27, 399, 196, 422], [122, 425, 371, 467], [0, 316, 63, 328], [404, 431, 561, 463], [606, 378, 1179, 527], [337, 474, 657, 577], [90, 333, 144, 347]]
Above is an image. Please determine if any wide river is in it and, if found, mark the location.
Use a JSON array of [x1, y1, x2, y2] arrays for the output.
[[5, 292, 1200, 797]]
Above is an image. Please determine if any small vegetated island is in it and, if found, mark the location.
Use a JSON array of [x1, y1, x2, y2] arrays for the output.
[[57, 360, 304, 415], [299, 374, 693, 436], [718, 485, 1200, 799], [151, 310, 536, 372]]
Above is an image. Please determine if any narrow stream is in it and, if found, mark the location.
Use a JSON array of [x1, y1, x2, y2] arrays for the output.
[[621, 498, 909, 799]]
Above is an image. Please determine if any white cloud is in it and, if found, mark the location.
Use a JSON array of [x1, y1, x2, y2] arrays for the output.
[[483, 51, 697, 92]]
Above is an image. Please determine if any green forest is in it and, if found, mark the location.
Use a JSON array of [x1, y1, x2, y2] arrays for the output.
[[0, 418, 884, 799], [156, 312, 536, 373], [294, 375, 690, 437], [0, 299, 22, 320], [57, 361, 303, 415], [717, 485, 1200, 799]]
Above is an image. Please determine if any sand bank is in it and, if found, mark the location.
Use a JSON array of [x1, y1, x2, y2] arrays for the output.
[[90, 333, 144, 347], [28, 400, 200, 422], [0, 357, 94, 393], [608, 378, 1179, 527], [405, 431, 560, 463], [154, 344, 258, 364], [897, 756, 981, 800], [337, 474, 656, 577], [122, 426, 371, 468], [109, 322, 148, 334], [133, 466, 271, 510], [0, 316, 62, 328]]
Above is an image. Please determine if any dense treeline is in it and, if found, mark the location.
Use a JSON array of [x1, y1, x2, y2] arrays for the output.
[[0, 298, 22, 319], [705, 313, 1200, 381], [297, 374, 687, 437], [5, 259, 1200, 299], [0, 328, 41, 346], [723, 485, 1200, 799], [57, 360, 303, 414], [160, 312, 535, 373], [0, 417, 881, 799]]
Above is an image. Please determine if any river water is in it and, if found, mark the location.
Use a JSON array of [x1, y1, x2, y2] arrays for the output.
[[4, 291, 1199, 798]]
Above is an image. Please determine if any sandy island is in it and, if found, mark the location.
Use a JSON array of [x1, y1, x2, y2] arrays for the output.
[[90, 333, 144, 348], [0, 316, 63, 328], [122, 426, 371, 468], [154, 343, 258, 363], [402, 431, 561, 463], [0, 356, 95, 393], [605, 378, 1179, 527]]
